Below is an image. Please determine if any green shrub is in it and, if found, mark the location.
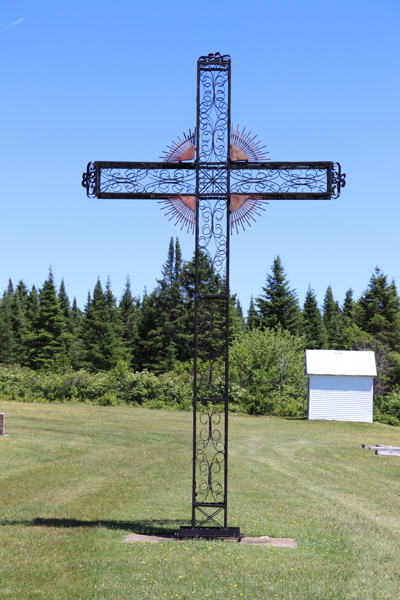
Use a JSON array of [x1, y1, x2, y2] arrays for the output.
[[374, 388, 400, 426], [229, 328, 306, 417]]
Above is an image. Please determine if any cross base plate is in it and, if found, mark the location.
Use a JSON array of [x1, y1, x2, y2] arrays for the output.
[[175, 527, 242, 540]]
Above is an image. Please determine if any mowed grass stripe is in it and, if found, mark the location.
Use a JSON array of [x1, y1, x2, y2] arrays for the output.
[[1, 400, 400, 599]]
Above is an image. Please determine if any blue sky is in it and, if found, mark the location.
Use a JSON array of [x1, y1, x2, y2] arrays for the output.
[[1, 0, 399, 315]]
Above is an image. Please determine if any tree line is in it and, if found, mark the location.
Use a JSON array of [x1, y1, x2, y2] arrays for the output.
[[1, 237, 400, 403]]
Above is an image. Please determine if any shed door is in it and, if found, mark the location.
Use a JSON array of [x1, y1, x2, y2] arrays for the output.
[[309, 376, 373, 423]]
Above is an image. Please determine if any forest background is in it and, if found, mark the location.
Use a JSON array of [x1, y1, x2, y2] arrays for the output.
[[1, 237, 400, 426]]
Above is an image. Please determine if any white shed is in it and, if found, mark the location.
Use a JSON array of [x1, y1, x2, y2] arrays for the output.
[[305, 350, 377, 423]]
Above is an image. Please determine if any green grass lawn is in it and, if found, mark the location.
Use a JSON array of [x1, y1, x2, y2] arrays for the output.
[[1, 400, 400, 600]]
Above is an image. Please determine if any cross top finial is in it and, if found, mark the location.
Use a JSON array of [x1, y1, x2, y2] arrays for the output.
[[198, 52, 231, 63]]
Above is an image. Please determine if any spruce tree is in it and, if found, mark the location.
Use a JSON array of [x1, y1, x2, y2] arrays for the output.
[[10, 284, 29, 365], [0, 281, 15, 364], [69, 297, 83, 370], [26, 285, 40, 332], [247, 296, 257, 331], [81, 278, 121, 371], [26, 269, 69, 370], [58, 278, 70, 322], [232, 298, 246, 335], [162, 238, 175, 287], [139, 240, 191, 372], [136, 289, 160, 370], [119, 275, 140, 368], [302, 286, 327, 349], [174, 238, 182, 281], [181, 250, 227, 363], [343, 288, 354, 319], [323, 286, 344, 348], [256, 256, 301, 334], [356, 267, 400, 352]]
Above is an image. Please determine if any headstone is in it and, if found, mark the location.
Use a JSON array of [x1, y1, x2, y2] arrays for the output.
[[0, 413, 4, 436]]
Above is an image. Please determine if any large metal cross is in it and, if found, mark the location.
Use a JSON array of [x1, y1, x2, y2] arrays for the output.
[[82, 52, 346, 539]]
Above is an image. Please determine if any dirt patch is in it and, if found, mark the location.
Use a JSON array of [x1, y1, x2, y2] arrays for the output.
[[123, 532, 296, 548]]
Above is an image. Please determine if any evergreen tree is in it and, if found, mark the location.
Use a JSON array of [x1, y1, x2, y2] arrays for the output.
[[162, 238, 175, 287], [119, 275, 140, 368], [234, 298, 246, 334], [0, 281, 15, 364], [15, 280, 29, 314], [81, 278, 121, 371], [322, 286, 344, 348], [343, 288, 354, 319], [247, 296, 257, 331], [69, 296, 83, 370], [10, 283, 29, 365], [26, 285, 40, 331], [356, 267, 400, 352], [139, 240, 191, 372], [256, 256, 301, 334], [26, 268, 69, 370], [302, 286, 326, 349], [58, 278, 70, 321], [174, 238, 182, 281], [136, 289, 160, 370], [181, 250, 227, 363]]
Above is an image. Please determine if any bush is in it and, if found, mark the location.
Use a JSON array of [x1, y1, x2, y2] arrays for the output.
[[1, 341, 398, 426], [374, 388, 400, 426], [0, 362, 192, 410], [229, 328, 307, 416]]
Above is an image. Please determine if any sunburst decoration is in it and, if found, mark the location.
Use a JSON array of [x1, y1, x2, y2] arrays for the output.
[[160, 129, 196, 163], [158, 125, 269, 233]]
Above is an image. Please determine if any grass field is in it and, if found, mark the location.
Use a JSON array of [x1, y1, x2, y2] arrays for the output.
[[1, 400, 400, 600]]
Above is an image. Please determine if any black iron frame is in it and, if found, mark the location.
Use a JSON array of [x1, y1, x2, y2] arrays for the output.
[[82, 160, 344, 201], [82, 52, 346, 540]]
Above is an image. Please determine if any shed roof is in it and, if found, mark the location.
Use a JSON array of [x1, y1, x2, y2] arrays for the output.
[[305, 350, 377, 377]]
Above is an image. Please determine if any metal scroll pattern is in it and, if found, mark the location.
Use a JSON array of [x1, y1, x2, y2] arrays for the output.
[[195, 405, 225, 503], [230, 165, 328, 195], [98, 167, 196, 196], [195, 201, 228, 509], [199, 69, 229, 162], [332, 162, 346, 198], [82, 162, 97, 198], [198, 198, 227, 275]]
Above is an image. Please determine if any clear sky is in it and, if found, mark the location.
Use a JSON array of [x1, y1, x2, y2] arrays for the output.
[[1, 0, 399, 315]]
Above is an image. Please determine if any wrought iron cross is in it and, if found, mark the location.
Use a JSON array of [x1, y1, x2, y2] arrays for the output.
[[82, 52, 346, 539]]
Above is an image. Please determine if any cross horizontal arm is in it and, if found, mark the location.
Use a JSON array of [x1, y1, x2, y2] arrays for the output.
[[82, 161, 196, 199], [82, 160, 345, 200], [230, 161, 345, 200]]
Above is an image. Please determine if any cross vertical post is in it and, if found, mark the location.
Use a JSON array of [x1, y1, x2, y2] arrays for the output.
[[179, 54, 239, 538]]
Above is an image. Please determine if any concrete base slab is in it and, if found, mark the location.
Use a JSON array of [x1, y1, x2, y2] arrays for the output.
[[123, 532, 296, 548]]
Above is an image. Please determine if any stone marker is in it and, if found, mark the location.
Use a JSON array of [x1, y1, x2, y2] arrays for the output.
[[0, 413, 4, 436]]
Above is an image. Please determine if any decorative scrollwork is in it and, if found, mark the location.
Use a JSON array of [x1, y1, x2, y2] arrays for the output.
[[199, 69, 229, 162], [231, 163, 330, 197], [198, 52, 231, 64], [198, 198, 227, 275], [97, 165, 196, 197], [195, 405, 225, 503], [332, 162, 346, 199], [81, 162, 96, 198]]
